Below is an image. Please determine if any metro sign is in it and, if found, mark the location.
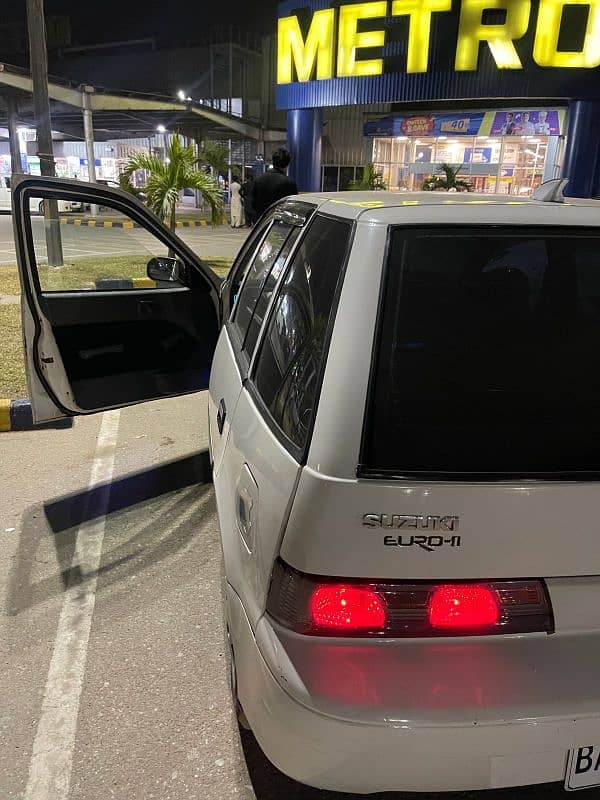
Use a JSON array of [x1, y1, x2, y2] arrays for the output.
[[277, 0, 600, 83]]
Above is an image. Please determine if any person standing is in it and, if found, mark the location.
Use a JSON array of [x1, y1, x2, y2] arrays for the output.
[[240, 174, 256, 227], [250, 148, 298, 220], [230, 176, 244, 228]]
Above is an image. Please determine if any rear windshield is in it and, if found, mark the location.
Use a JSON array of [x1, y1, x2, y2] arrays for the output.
[[361, 226, 600, 479]]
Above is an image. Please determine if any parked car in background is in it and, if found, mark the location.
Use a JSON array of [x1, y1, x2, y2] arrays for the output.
[[0, 176, 83, 213], [12, 175, 600, 795]]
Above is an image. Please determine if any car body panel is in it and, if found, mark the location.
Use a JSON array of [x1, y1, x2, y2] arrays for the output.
[[216, 387, 301, 629], [229, 583, 600, 793]]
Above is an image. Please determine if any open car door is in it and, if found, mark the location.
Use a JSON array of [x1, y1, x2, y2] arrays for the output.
[[12, 175, 223, 424]]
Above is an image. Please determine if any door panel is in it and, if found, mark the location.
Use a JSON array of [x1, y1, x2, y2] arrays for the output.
[[41, 290, 216, 410], [209, 212, 303, 474], [215, 388, 301, 628], [12, 175, 221, 422], [208, 330, 245, 474]]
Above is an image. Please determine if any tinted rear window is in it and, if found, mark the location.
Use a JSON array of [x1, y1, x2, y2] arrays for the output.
[[362, 226, 600, 479]]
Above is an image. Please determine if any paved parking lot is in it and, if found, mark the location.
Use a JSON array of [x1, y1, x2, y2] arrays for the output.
[[0, 215, 248, 265]]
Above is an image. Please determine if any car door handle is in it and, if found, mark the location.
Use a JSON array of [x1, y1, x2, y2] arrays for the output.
[[216, 398, 226, 434]]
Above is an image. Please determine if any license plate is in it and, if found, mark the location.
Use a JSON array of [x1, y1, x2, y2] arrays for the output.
[[566, 746, 600, 791]]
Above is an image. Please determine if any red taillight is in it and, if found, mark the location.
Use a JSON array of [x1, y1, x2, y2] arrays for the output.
[[267, 560, 554, 638], [310, 584, 386, 631], [428, 584, 499, 630]]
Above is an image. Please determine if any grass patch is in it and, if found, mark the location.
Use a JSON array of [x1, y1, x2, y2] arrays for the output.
[[0, 304, 27, 399], [0, 267, 21, 296], [0, 256, 233, 295]]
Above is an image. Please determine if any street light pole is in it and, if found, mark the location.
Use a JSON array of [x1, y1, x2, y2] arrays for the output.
[[26, 0, 63, 265], [5, 96, 23, 178], [82, 86, 98, 215]]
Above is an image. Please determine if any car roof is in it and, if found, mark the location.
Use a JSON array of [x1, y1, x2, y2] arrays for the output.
[[293, 191, 600, 227]]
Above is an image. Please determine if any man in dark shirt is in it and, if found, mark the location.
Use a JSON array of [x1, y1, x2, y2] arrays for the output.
[[250, 148, 298, 220]]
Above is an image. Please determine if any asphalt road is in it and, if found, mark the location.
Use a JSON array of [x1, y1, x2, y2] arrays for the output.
[[0, 214, 248, 265]]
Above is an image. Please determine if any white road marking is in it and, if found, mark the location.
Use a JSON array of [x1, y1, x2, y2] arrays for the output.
[[24, 410, 121, 800]]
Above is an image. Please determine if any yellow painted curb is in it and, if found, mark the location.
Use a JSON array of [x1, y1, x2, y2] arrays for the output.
[[132, 277, 157, 289], [87, 219, 97, 227], [122, 221, 134, 229], [74, 218, 82, 226], [0, 399, 11, 432], [104, 221, 113, 228]]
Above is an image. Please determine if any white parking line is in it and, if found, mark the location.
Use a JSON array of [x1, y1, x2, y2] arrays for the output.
[[24, 410, 121, 800]]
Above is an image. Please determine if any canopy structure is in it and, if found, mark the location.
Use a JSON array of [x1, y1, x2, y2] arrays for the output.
[[0, 62, 285, 144]]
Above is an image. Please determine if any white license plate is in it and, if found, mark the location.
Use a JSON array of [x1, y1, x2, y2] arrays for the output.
[[566, 745, 600, 791]]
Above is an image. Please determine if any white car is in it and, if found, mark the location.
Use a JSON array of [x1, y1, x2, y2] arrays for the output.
[[12, 175, 600, 795], [0, 175, 82, 214]]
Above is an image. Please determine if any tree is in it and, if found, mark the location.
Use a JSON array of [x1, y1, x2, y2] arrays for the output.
[[349, 163, 387, 191], [122, 135, 224, 229], [199, 140, 229, 177], [422, 163, 473, 192]]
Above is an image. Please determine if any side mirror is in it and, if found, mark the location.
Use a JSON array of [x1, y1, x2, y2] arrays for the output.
[[147, 257, 188, 285]]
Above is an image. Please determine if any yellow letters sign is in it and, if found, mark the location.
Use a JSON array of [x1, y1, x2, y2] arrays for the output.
[[277, 0, 600, 82]]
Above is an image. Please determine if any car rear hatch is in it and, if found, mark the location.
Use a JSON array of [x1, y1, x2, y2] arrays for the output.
[[280, 223, 600, 581]]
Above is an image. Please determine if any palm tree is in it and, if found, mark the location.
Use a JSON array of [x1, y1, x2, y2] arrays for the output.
[[198, 140, 229, 177], [122, 135, 224, 229], [422, 163, 473, 192], [349, 163, 387, 191]]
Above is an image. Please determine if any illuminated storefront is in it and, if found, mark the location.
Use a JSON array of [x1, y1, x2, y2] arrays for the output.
[[276, 0, 600, 198], [367, 108, 566, 196]]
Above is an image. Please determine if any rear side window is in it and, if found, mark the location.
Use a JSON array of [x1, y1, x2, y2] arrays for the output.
[[253, 215, 352, 452], [362, 226, 600, 479], [233, 220, 293, 348], [242, 228, 300, 357]]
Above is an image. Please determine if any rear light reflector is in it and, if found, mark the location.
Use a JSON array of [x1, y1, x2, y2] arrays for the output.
[[428, 584, 499, 630], [267, 559, 553, 638], [310, 584, 386, 632]]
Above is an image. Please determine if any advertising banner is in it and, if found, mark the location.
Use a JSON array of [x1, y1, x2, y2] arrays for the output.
[[365, 109, 565, 138], [364, 112, 485, 137], [488, 109, 563, 136]]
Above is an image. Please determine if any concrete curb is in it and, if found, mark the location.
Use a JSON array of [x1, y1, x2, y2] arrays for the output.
[[60, 218, 222, 229], [0, 399, 73, 433]]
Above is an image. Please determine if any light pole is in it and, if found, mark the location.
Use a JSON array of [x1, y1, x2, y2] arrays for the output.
[[82, 85, 98, 215], [5, 96, 23, 178], [26, 0, 63, 265], [157, 125, 168, 162]]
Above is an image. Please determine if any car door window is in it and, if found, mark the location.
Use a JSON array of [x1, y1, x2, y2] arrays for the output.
[[242, 226, 301, 357], [232, 220, 293, 346], [29, 195, 221, 292], [252, 215, 352, 451]]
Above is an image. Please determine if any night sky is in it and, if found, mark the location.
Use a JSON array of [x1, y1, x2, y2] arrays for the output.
[[2, 0, 280, 44]]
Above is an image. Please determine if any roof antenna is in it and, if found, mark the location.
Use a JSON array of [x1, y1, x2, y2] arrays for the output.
[[532, 178, 569, 203]]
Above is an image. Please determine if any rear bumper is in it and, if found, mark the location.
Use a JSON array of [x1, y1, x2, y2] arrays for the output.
[[227, 585, 600, 794]]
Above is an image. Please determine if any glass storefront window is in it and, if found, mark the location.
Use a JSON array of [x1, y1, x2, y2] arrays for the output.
[[372, 134, 549, 196]]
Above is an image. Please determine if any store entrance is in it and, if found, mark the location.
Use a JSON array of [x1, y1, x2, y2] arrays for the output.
[[372, 135, 550, 196]]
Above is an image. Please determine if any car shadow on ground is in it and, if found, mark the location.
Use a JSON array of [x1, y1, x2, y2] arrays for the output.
[[6, 450, 213, 620], [239, 727, 593, 800]]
